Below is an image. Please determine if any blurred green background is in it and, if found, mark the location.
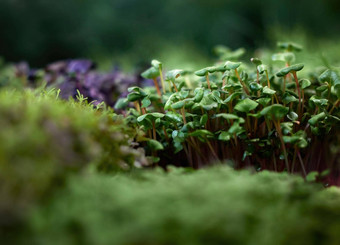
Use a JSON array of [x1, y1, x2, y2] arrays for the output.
[[1, 0, 340, 69]]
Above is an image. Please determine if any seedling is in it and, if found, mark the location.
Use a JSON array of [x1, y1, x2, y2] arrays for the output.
[[120, 43, 340, 184], [151, 60, 166, 93], [224, 61, 249, 95], [141, 67, 162, 96], [276, 64, 304, 118]]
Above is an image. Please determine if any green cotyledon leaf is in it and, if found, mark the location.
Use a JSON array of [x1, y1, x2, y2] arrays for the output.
[[141, 67, 159, 79], [276, 64, 304, 77], [260, 104, 289, 121], [234, 98, 259, 113]]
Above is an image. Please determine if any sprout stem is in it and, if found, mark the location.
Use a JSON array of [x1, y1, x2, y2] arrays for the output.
[[222, 78, 226, 88], [274, 120, 290, 172], [283, 76, 286, 94], [172, 81, 179, 93], [163, 126, 169, 141], [205, 74, 211, 90], [235, 69, 250, 95], [152, 121, 157, 140], [265, 71, 270, 88], [206, 139, 219, 160], [134, 101, 141, 114], [273, 152, 277, 171], [292, 71, 302, 118], [297, 151, 307, 178], [152, 78, 162, 97], [181, 108, 187, 124], [329, 99, 340, 114], [254, 117, 258, 134], [159, 67, 166, 93], [292, 146, 297, 173]]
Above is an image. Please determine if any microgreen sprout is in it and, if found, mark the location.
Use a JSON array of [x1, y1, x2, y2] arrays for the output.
[[121, 43, 340, 184]]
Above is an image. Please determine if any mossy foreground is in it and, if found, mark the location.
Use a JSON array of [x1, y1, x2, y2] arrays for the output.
[[0, 89, 142, 236], [25, 167, 340, 245]]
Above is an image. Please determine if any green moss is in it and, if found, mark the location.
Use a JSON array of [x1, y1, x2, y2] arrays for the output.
[[0, 89, 142, 233], [27, 166, 340, 245]]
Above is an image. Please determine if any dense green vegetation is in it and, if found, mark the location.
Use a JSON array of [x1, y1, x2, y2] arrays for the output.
[[0, 89, 144, 239], [120, 43, 340, 185], [26, 167, 340, 245], [0, 41, 340, 244]]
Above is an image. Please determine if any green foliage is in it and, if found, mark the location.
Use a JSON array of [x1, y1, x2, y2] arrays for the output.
[[27, 166, 340, 245], [0, 89, 144, 233], [276, 63, 304, 77], [121, 43, 340, 179]]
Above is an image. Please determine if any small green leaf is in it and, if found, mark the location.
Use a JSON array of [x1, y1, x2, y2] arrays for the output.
[[299, 79, 311, 89], [141, 97, 151, 108], [319, 69, 340, 98], [171, 100, 185, 110], [179, 90, 189, 99], [218, 131, 231, 141], [211, 90, 223, 104], [149, 112, 165, 118], [213, 65, 227, 72], [308, 112, 326, 126], [147, 139, 164, 151], [215, 113, 239, 121], [214, 46, 245, 60], [287, 111, 298, 121], [224, 92, 243, 103], [262, 86, 276, 95], [224, 61, 241, 70], [114, 98, 128, 109], [165, 69, 183, 82], [282, 93, 298, 104], [127, 93, 143, 102], [228, 123, 244, 135], [194, 68, 208, 76], [277, 42, 303, 52], [206, 66, 223, 73], [316, 85, 328, 92], [306, 171, 318, 182], [272, 52, 295, 63], [257, 64, 268, 74], [276, 64, 304, 77], [184, 100, 195, 109], [165, 112, 182, 123], [242, 150, 252, 161], [194, 88, 204, 102], [127, 86, 147, 95], [190, 130, 214, 142], [320, 169, 330, 177], [222, 70, 231, 80], [234, 98, 259, 113], [283, 131, 308, 148], [200, 114, 208, 126], [249, 82, 263, 92], [200, 96, 218, 110], [137, 113, 164, 122], [281, 122, 294, 135], [250, 58, 262, 66], [310, 95, 328, 107], [151, 59, 162, 69], [141, 67, 159, 79], [256, 98, 271, 106], [260, 104, 289, 120]]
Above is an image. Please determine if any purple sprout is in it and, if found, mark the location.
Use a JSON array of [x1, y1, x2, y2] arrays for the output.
[[14, 59, 150, 107], [66, 60, 95, 74]]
